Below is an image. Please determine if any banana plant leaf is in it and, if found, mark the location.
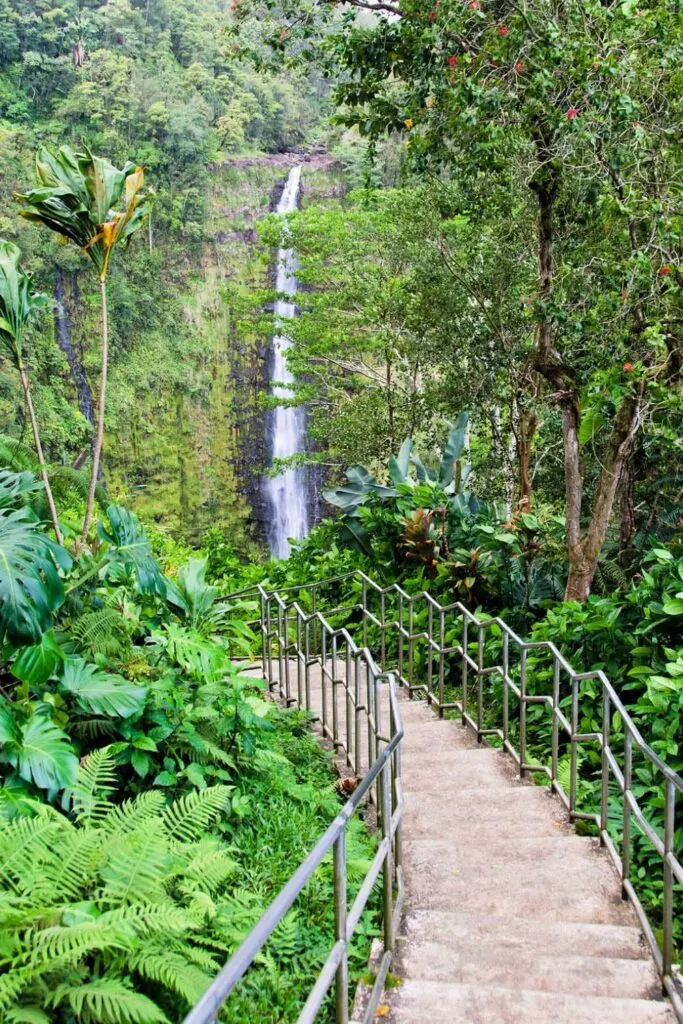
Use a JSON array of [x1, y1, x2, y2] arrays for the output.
[[389, 438, 413, 485], [439, 411, 469, 487]]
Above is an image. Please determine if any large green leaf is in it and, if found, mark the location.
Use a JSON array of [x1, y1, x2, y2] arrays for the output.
[[11, 629, 64, 688], [0, 507, 72, 645], [0, 468, 43, 509], [98, 504, 166, 597], [0, 699, 78, 791], [439, 412, 469, 487], [388, 438, 413, 485], [0, 239, 47, 366], [15, 147, 147, 278], [60, 658, 148, 718]]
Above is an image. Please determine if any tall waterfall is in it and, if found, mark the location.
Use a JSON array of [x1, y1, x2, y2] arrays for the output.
[[266, 165, 309, 559]]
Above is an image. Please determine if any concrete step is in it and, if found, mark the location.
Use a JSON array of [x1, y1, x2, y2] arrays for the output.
[[402, 785, 570, 840], [402, 838, 633, 925], [382, 979, 676, 1023], [394, 940, 661, 1000], [401, 747, 523, 789], [401, 909, 649, 961]]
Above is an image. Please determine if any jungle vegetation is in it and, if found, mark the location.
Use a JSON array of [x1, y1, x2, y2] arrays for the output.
[[0, 0, 681, 1021]]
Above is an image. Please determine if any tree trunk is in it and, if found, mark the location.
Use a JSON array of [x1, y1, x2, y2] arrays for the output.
[[564, 391, 642, 600], [19, 366, 63, 544], [517, 410, 538, 511], [81, 277, 109, 541], [619, 455, 635, 568]]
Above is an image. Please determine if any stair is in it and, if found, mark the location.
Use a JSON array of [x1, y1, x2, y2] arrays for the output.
[[263, 659, 677, 1023], [381, 696, 676, 1023]]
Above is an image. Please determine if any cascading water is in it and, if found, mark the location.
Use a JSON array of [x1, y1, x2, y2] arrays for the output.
[[266, 165, 310, 559]]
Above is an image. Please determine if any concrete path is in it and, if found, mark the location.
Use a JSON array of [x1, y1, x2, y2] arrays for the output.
[[251, 658, 676, 1023]]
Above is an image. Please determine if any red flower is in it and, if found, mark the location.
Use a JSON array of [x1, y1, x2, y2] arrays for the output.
[[448, 54, 458, 67], [514, 60, 525, 72], [565, 106, 579, 119], [623, 362, 634, 372], [469, 0, 481, 8], [498, 25, 509, 36], [660, 265, 671, 276]]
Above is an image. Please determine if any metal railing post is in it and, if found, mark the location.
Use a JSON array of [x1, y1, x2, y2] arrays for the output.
[[622, 732, 633, 896], [333, 832, 349, 1024], [519, 646, 527, 778], [600, 687, 610, 840], [663, 780, 675, 987]]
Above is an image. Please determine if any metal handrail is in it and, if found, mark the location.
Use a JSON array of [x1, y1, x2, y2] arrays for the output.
[[190, 569, 682, 1022], [184, 582, 405, 1024]]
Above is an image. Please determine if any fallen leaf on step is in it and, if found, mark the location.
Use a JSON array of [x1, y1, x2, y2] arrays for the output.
[[376, 1007, 390, 1018]]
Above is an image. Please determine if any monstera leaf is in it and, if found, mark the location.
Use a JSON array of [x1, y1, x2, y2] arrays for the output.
[[0, 507, 72, 645], [11, 629, 64, 688], [98, 504, 166, 597], [0, 699, 78, 791], [59, 658, 147, 719]]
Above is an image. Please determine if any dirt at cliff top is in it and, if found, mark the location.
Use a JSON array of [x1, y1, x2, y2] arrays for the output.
[[209, 149, 336, 173]]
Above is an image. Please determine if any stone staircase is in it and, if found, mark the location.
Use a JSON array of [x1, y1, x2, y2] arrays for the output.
[[259, 657, 677, 1024], [381, 694, 676, 1024]]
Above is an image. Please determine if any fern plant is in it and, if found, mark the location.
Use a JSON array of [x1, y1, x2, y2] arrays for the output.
[[0, 748, 233, 1023]]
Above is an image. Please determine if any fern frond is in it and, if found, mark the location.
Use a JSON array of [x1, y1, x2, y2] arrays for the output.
[[19, 918, 131, 968], [51, 978, 169, 1024], [0, 435, 38, 472], [5, 1006, 51, 1024], [71, 608, 129, 658], [182, 842, 237, 894], [99, 903, 197, 938], [99, 831, 172, 904], [0, 818, 67, 894], [100, 790, 166, 839], [30, 830, 103, 902], [69, 747, 118, 825], [0, 966, 34, 1012], [181, 944, 221, 973], [161, 787, 231, 843], [130, 946, 211, 1006], [69, 717, 119, 740]]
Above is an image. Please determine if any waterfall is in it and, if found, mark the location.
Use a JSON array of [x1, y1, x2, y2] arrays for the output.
[[266, 165, 310, 559], [53, 268, 95, 427]]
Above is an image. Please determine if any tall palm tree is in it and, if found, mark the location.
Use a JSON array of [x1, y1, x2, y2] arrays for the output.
[[15, 146, 148, 542], [0, 240, 62, 542]]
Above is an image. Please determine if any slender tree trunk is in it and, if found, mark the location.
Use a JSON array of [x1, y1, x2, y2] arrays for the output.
[[19, 365, 63, 544], [517, 410, 538, 511], [619, 455, 636, 568], [564, 392, 642, 600], [81, 277, 108, 541]]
